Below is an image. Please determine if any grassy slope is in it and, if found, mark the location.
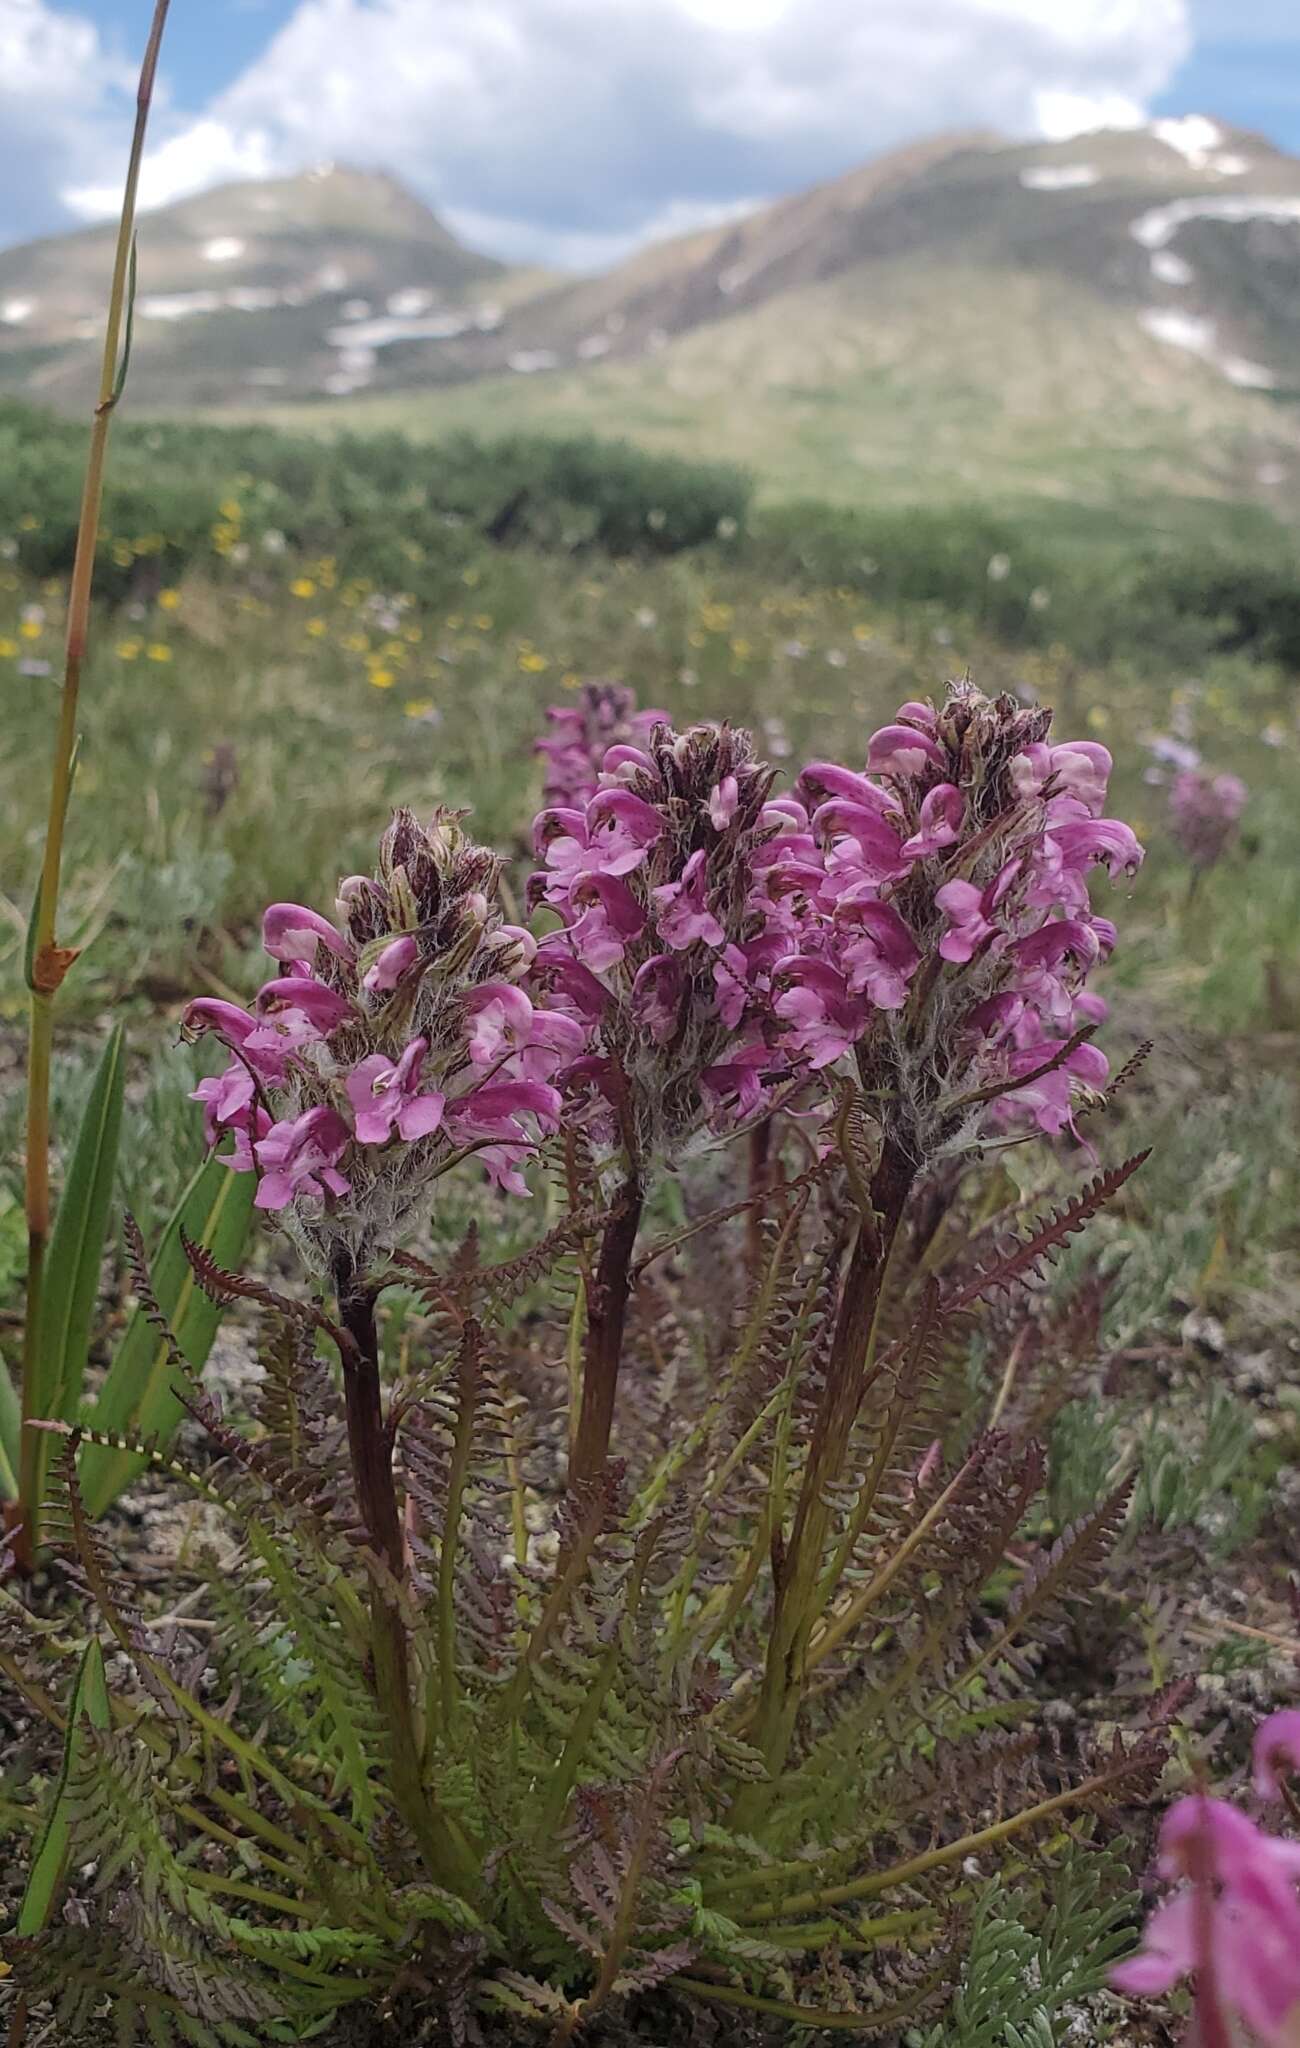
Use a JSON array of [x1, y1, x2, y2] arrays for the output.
[[260, 256, 1300, 535]]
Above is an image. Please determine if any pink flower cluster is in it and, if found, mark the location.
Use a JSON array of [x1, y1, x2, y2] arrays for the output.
[[1113, 1711, 1300, 2045], [525, 684, 1143, 1166], [535, 681, 668, 808], [1169, 765, 1248, 871], [183, 809, 569, 1269], [529, 720, 797, 1156], [771, 686, 1142, 1150]]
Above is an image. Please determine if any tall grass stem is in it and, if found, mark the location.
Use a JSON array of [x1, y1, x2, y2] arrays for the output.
[[15, 0, 172, 1567]]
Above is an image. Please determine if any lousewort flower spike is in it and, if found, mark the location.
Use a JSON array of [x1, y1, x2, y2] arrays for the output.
[[529, 717, 802, 1166], [182, 807, 560, 1275], [535, 679, 669, 807], [778, 681, 1143, 1161], [1169, 764, 1248, 871]]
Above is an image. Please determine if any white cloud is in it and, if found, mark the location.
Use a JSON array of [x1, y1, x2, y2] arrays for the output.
[[14, 0, 1193, 263], [64, 118, 278, 222], [0, 0, 137, 239]]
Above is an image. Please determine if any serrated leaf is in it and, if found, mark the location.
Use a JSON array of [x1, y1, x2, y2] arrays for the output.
[[17, 1636, 111, 1935], [24, 1024, 125, 1522], [80, 1153, 254, 1515]]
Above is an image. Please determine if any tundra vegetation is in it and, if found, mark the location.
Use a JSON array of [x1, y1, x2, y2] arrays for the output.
[[2, 20, 1299, 2048]]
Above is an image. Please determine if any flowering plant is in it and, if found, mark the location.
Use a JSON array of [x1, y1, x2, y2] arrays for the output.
[[183, 806, 563, 1274], [1169, 764, 1248, 872], [1114, 1712, 1300, 2045], [10, 682, 1171, 2048]]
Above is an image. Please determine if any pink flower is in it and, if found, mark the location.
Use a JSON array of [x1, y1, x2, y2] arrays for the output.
[[1112, 1795, 1300, 2046], [1255, 1713, 1300, 1803], [257, 976, 355, 1034], [709, 775, 739, 829], [254, 1106, 352, 1211], [464, 982, 535, 1066], [700, 1042, 771, 1121], [190, 1061, 255, 1146], [866, 723, 945, 780], [652, 849, 726, 951], [773, 958, 866, 1069], [515, 1007, 588, 1083], [346, 1039, 447, 1146], [1011, 918, 1102, 1022], [997, 1033, 1108, 1139], [1048, 816, 1144, 883], [450, 1079, 562, 1143], [901, 783, 964, 861], [935, 861, 1020, 964], [262, 902, 351, 965], [567, 873, 646, 972], [182, 997, 259, 1051], [836, 899, 921, 1009], [362, 935, 419, 993], [632, 953, 684, 1044], [182, 997, 293, 1084], [815, 802, 912, 887], [583, 787, 664, 875], [1012, 741, 1111, 814], [799, 761, 900, 816], [534, 682, 666, 806], [531, 939, 609, 1025]]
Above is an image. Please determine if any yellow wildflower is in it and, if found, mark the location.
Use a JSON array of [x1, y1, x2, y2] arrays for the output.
[[369, 669, 395, 690], [158, 589, 182, 612], [146, 643, 173, 663], [290, 578, 316, 599]]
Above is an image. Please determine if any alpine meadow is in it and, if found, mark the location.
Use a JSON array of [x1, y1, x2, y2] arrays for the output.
[[1, 8, 1299, 2048]]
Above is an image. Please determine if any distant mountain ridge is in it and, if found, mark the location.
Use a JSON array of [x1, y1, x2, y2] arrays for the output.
[[0, 166, 534, 410], [4, 123, 1300, 523]]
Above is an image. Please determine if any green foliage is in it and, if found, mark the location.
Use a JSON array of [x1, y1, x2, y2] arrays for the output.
[[907, 1842, 1137, 2048], [79, 1160, 255, 1514], [750, 496, 1300, 669], [17, 1638, 112, 1937], [20, 1025, 126, 1539], [5, 1123, 1171, 2044], [1050, 1385, 1271, 1559], [0, 1183, 27, 1308], [0, 402, 750, 601]]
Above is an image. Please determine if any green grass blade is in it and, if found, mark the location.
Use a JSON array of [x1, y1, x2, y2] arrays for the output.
[[0, 1348, 19, 1501], [24, 1024, 126, 1518], [80, 1152, 255, 1515], [17, 1636, 111, 1935]]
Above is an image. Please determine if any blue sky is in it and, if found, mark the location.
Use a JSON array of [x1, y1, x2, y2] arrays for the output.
[[3, 0, 1298, 264]]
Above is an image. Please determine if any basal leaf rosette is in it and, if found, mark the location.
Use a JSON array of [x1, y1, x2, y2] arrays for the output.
[[183, 808, 572, 1274]]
